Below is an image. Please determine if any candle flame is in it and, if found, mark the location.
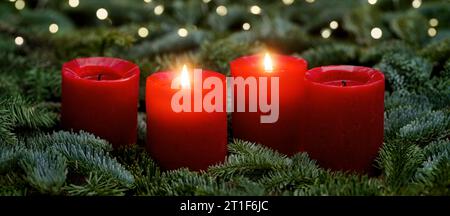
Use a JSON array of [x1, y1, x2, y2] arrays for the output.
[[264, 53, 273, 72], [180, 64, 190, 89]]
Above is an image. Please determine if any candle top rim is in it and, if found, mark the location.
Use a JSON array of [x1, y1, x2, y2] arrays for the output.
[[230, 54, 308, 73], [147, 69, 225, 87], [62, 57, 139, 82], [305, 65, 384, 88]]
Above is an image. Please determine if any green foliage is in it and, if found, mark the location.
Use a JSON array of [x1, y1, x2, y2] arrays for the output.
[[52, 28, 136, 58], [32, 131, 113, 152], [23, 68, 61, 102], [0, 96, 57, 145], [0, 146, 21, 173], [53, 139, 134, 186], [64, 172, 127, 196], [359, 40, 414, 64], [259, 153, 323, 195], [114, 144, 159, 179], [208, 140, 290, 180], [0, 96, 58, 130], [399, 111, 449, 145], [299, 43, 359, 68], [414, 139, 450, 195], [375, 52, 433, 91], [377, 140, 424, 193], [295, 173, 384, 196], [343, 5, 386, 45], [199, 39, 262, 75], [390, 11, 429, 46], [0, 108, 17, 145], [419, 38, 450, 65], [135, 168, 215, 196], [0, 173, 28, 196], [19, 150, 67, 194], [384, 90, 431, 111], [0, 75, 21, 97]]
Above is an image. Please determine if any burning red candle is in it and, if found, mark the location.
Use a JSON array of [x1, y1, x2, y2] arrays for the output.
[[61, 57, 140, 148], [146, 66, 227, 171], [230, 53, 308, 156], [302, 65, 385, 173]]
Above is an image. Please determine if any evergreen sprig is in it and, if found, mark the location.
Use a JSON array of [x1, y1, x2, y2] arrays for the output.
[[19, 150, 67, 194], [64, 172, 127, 196], [375, 52, 433, 91], [377, 140, 424, 194], [208, 140, 291, 180]]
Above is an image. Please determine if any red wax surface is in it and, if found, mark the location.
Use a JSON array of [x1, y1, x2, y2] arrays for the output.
[[61, 57, 140, 148], [146, 70, 227, 171], [302, 65, 385, 173], [230, 54, 308, 156]]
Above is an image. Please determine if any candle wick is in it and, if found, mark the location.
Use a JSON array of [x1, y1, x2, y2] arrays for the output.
[[342, 80, 347, 87], [98, 74, 102, 81]]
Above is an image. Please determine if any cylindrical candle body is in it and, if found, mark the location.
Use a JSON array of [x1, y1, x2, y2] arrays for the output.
[[230, 54, 307, 156], [146, 70, 227, 171], [61, 57, 140, 148], [302, 65, 385, 173]]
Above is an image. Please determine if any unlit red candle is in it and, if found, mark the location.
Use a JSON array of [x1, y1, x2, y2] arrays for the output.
[[61, 57, 140, 148], [302, 65, 385, 173]]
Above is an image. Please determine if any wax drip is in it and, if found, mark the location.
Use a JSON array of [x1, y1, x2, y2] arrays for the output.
[[98, 74, 103, 81], [341, 80, 347, 87]]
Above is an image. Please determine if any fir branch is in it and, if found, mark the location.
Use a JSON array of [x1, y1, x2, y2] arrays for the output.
[[299, 43, 359, 68], [23, 68, 61, 102], [208, 140, 290, 180], [384, 90, 431, 111], [0, 108, 17, 146], [259, 153, 323, 195], [375, 52, 433, 91], [377, 140, 424, 193], [30, 131, 113, 152], [399, 111, 449, 145], [64, 172, 127, 196], [384, 105, 430, 140], [114, 144, 159, 179], [414, 139, 450, 195], [135, 168, 215, 196], [342, 5, 386, 45], [419, 38, 450, 65], [199, 39, 262, 75], [201, 177, 266, 196], [0, 145, 22, 174], [0, 96, 58, 130], [294, 173, 384, 196], [0, 173, 28, 196], [152, 52, 199, 72], [359, 40, 414, 64], [19, 150, 67, 194], [53, 141, 134, 186], [130, 30, 211, 58], [0, 75, 21, 98], [390, 11, 429, 46]]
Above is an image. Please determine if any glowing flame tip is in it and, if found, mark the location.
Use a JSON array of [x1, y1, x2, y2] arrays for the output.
[[264, 53, 273, 72], [180, 64, 190, 89]]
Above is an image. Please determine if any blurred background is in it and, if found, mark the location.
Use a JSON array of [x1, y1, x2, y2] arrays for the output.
[[0, 0, 448, 103]]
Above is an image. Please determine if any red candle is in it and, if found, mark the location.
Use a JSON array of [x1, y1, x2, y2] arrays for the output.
[[230, 53, 308, 156], [61, 57, 140, 148], [302, 65, 385, 173], [146, 66, 227, 171]]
